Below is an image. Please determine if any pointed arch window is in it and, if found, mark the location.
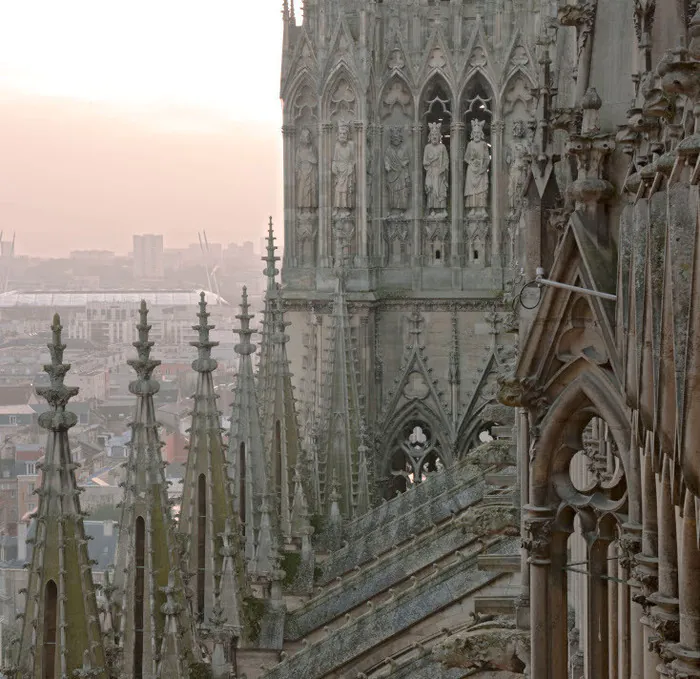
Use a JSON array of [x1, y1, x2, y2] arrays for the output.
[[390, 420, 445, 495], [134, 516, 145, 679], [197, 473, 207, 620], [42, 579, 58, 679]]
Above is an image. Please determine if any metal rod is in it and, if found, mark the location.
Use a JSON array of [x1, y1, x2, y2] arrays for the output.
[[536, 275, 617, 302], [563, 565, 627, 584]]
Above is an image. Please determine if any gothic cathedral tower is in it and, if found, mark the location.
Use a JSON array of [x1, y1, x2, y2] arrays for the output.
[[280, 0, 542, 507]]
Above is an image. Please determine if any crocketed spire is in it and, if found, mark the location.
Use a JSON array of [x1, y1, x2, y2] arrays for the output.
[[14, 314, 107, 678], [178, 293, 247, 641], [227, 287, 267, 566], [261, 290, 303, 542], [317, 269, 368, 518], [258, 217, 281, 427], [111, 301, 199, 678]]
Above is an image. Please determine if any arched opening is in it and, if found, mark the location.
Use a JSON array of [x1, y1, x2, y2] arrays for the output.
[[42, 579, 58, 679], [275, 420, 282, 496], [388, 420, 445, 496], [134, 516, 145, 679], [197, 473, 207, 620], [239, 442, 246, 534]]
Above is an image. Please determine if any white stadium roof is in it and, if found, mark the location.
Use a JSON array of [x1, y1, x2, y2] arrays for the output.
[[0, 290, 229, 308]]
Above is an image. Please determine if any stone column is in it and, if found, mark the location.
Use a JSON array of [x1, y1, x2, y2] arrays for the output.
[[450, 121, 465, 280], [619, 540, 632, 679], [524, 508, 554, 679], [648, 456, 679, 676], [490, 118, 504, 267], [621, 524, 645, 679], [411, 124, 424, 286], [670, 489, 700, 678], [354, 121, 368, 267], [373, 124, 384, 267], [609, 542, 619, 679], [282, 124, 296, 269], [318, 122, 334, 269], [516, 408, 530, 629], [637, 444, 661, 679], [588, 537, 612, 679]]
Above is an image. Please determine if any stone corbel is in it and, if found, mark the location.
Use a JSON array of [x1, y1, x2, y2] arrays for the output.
[[558, 1, 597, 61], [522, 516, 554, 564]]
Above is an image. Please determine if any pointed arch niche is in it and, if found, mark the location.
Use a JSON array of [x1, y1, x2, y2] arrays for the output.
[[421, 75, 453, 265], [501, 69, 537, 267], [287, 77, 319, 269], [379, 75, 414, 266], [381, 401, 452, 498], [460, 73, 494, 267], [321, 69, 364, 268]]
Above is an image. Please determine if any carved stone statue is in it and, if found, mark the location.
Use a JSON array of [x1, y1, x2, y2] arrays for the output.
[[332, 122, 356, 209], [384, 127, 411, 211], [464, 118, 490, 209], [423, 122, 449, 214], [506, 119, 532, 214], [296, 128, 318, 209]]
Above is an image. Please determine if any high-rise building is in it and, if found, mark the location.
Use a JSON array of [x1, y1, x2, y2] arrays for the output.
[[132, 233, 164, 279]]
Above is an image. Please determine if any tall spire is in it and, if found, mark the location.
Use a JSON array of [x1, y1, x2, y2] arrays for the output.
[[317, 269, 368, 518], [14, 315, 107, 678], [258, 217, 281, 427], [112, 301, 199, 678], [261, 290, 303, 542], [178, 293, 247, 641], [227, 287, 267, 566]]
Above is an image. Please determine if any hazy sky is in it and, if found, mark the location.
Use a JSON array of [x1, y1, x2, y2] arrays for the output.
[[0, 1, 284, 257]]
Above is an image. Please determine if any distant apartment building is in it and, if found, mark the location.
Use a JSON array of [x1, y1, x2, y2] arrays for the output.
[[132, 233, 164, 279]]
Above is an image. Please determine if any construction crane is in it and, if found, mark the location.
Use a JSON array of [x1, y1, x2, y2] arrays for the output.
[[198, 230, 222, 305]]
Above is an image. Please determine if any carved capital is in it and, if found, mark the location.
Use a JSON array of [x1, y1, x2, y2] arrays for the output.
[[282, 124, 297, 137], [618, 531, 642, 571], [522, 516, 554, 561], [633, 0, 656, 47]]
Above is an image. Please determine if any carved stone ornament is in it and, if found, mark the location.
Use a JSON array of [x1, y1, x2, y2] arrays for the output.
[[522, 518, 553, 560]]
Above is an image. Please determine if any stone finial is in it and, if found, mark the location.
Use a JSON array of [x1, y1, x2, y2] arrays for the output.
[[127, 300, 161, 396], [263, 216, 280, 285], [580, 87, 602, 134], [191, 292, 219, 373], [407, 307, 424, 347], [36, 314, 79, 431], [234, 286, 256, 357]]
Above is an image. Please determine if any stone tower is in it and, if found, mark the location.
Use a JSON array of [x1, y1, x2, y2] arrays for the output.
[[280, 0, 534, 504], [14, 315, 107, 679]]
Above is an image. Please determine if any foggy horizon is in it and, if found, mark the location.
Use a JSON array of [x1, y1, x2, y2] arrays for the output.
[[0, 1, 284, 259]]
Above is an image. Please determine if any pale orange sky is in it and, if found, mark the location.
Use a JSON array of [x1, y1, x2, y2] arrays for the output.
[[0, 1, 284, 257]]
